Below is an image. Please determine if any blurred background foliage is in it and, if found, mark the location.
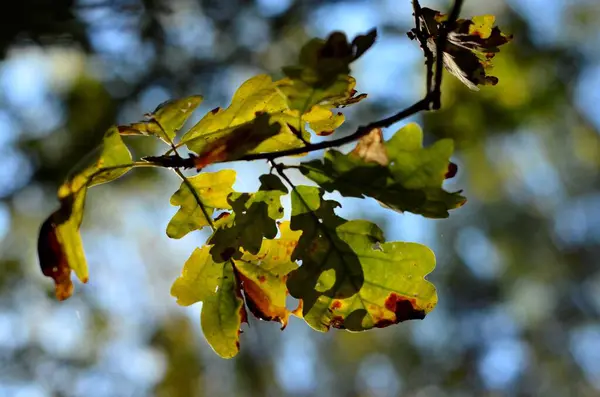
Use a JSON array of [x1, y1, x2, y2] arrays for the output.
[[1, 0, 600, 396]]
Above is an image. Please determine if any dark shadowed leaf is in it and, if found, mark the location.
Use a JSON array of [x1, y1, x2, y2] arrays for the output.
[[286, 186, 437, 331], [298, 123, 466, 218], [208, 174, 288, 261], [411, 5, 512, 90], [166, 170, 236, 239]]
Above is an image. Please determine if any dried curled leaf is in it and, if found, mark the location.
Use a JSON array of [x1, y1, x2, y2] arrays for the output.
[[191, 112, 281, 169], [299, 123, 466, 218], [37, 127, 132, 300], [37, 210, 74, 301], [410, 4, 512, 90]]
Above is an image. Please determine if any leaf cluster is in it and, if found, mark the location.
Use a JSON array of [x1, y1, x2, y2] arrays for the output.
[[37, 2, 512, 358]]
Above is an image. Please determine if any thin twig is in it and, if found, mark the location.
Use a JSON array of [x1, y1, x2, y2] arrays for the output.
[[154, 120, 183, 158], [411, 0, 435, 96], [143, 97, 429, 169], [172, 167, 216, 231], [431, 0, 465, 109]]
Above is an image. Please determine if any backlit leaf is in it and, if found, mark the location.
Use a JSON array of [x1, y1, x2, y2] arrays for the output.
[[287, 186, 437, 331], [118, 95, 203, 143], [191, 112, 281, 169], [166, 170, 236, 239], [208, 174, 288, 261], [179, 75, 308, 157], [38, 127, 132, 299], [277, 30, 376, 135], [298, 123, 466, 218], [170, 247, 225, 306], [170, 248, 246, 358], [201, 262, 246, 359]]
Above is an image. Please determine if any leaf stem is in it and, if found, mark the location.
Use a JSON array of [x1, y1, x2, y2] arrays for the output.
[[172, 167, 216, 232], [431, 0, 465, 110]]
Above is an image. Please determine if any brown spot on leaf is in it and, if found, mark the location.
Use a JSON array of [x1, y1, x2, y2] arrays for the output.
[[236, 269, 290, 330], [331, 300, 342, 310], [373, 319, 396, 328], [214, 212, 231, 222], [384, 293, 426, 323], [258, 275, 266, 283], [330, 316, 346, 329], [318, 130, 335, 137], [210, 107, 221, 114], [445, 162, 458, 179]]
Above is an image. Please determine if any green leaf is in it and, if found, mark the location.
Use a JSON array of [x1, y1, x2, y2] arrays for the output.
[[118, 95, 203, 143], [166, 169, 236, 239], [201, 262, 246, 359], [38, 127, 133, 300], [234, 221, 301, 329], [298, 123, 466, 218], [277, 30, 376, 135], [414, 7, 512, 90], [170, 247, 225, 306], [170, 248, 246, 358], [179, 75, 308, 158], [208, 174, 288, 261], [287, 186, 437, 332]]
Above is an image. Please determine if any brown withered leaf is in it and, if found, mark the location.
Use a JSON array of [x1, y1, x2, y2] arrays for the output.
[[37, 207, 74, 300], [410, 5, 512, 90], [351, 128, 389, 166], [192, 112, 280, 170]]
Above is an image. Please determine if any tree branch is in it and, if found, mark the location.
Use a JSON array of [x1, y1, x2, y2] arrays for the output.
[[431, 0, 465, 109], [410, 0, 435, 96], [140, 0, 464, 170]]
